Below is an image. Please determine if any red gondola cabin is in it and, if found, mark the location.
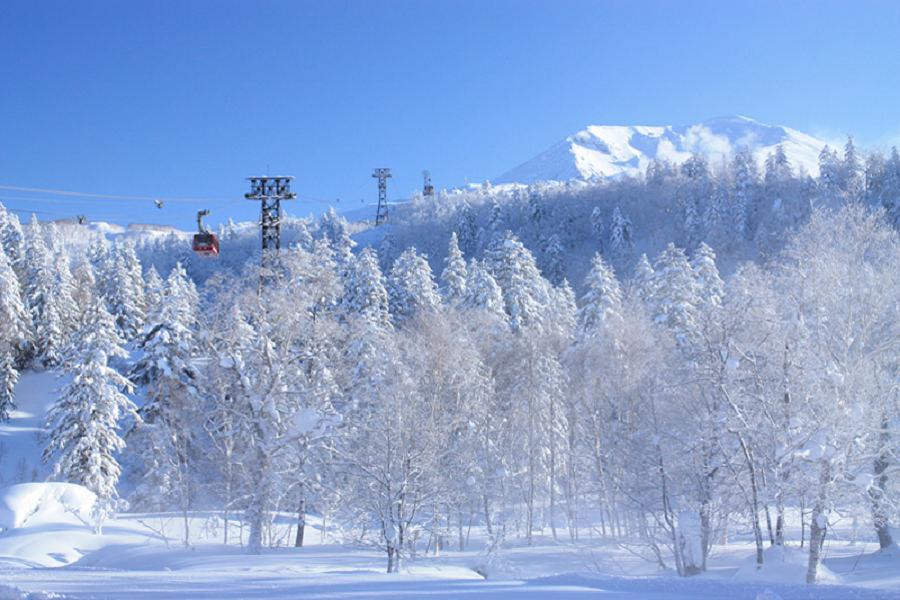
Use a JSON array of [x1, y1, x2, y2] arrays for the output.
[[192, 209, 219, 257], [192, 231, 219, 257]]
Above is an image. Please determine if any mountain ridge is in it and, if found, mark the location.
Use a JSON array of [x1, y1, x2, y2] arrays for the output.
[[495, 116, 828, 184]]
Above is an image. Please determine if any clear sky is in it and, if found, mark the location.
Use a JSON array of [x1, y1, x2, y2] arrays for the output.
[[1, 0, 899, 228]]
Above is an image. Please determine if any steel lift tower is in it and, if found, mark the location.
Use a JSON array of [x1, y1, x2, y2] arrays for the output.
[[372, 168, 392, 226], [422, 170, 435, 199], [245, 175, 296, 283]]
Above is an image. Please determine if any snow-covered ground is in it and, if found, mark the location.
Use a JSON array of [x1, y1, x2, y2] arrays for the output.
[[2, 373, 900, 599]]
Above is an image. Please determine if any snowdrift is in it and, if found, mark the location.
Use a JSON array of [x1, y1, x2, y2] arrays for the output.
[[0, 482, 96, 532], [733, 545, 840, 585]]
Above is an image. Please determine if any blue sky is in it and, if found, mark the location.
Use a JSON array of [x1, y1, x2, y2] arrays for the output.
[[1, 0, 899, 228]]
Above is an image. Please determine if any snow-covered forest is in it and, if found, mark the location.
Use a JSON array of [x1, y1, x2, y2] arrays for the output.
[[2, 140, 900, 592]]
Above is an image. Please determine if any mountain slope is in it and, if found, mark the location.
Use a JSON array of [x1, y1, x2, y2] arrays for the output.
[[496, 116, 828, 184]]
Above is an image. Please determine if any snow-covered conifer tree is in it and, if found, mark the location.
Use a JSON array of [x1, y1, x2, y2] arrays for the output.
[[484, 232, 550, 332], [631, 253, 656, 304], [651, 243, 701, 348], [576, 252, 622, 339], [461, 259, 505, 318], [455, 200, 478, 257], [43, 296, 135, 529], [489, 199, 504, 232], [440, 232, 467, 304], [0, 205, 25, 280], [387, 248, 440, 323], [730, 149, 759, 239], [0, 249, 30, 419], [320, 207, 356, 269], [22, 216, 67, 367], [690, 242, 724, 309], [106, 241, 146, 340], [342, 247, 391, 328], [143, 265, 165, 309], [842, 136, 863, 199], [610, 206, 634, 258], [541, 233, 566, 286], [590, 206, 604, 251]]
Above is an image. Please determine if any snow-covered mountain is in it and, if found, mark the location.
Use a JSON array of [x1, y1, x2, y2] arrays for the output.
[[496, 116, 829, 184]]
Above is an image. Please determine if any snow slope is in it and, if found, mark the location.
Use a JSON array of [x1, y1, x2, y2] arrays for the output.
[[495, 115, 829, 183], [0, 372, 57, 487]]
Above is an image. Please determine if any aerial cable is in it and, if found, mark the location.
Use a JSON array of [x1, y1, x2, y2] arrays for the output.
[[0, 184, 209, 204]]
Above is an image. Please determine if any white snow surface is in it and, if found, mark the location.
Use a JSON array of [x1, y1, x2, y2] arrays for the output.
[[495, 115, 829, 184], [0, 483, 96, 531], [733, 544, 840, 585]]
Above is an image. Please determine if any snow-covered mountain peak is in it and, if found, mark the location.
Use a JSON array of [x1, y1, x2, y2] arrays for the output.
[[496, 115, 828, 184]]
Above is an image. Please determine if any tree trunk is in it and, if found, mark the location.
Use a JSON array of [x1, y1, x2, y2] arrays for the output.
[[764, 503, 775, 546], [247, 503, 265, 555], [806, 461, 830, 584], [737, 433, 764, 568], [871, 413, 895, 550], [294, 496, 306, 548]]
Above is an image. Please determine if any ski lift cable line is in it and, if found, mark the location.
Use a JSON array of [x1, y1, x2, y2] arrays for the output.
[[0, 184, 211, 204]]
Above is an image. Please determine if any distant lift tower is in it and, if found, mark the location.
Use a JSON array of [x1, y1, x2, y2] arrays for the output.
[[423, 170, 435, 199], [245, 175, 296, 282], [372, 168, 392, 226]]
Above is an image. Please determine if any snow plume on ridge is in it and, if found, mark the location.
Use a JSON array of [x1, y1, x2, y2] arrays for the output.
[[496, 115, 829, 184]]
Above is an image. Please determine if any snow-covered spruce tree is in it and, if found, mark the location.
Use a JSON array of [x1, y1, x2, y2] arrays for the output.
[[0, 248, 29, 356], [440, 232, 467, 304], [0, 204, 25, 281], [106, 241, 146, 340], [342, 247, 391, 328], [541, 233, 566, 286], [22, 216, 67, 367], [43, 296, 135, 531], [730, 149, 760, 240], [575, 252, 623, 340], [484, 231, 551, 332], [70, 262, 98, 329], [86, 236, 114, 302], [143, 265, 165, 309], [461, 259, 505, 319], [609, 206, 634, 259], [319, 207, 356, 270], [128, 262, 200, 544], [590, 206, 604, 253], [817, 145, 842, 200], [677, 154, 710, 247], [630, 252, 656, 304], [455, 200, 478, 257], [488, 199, 504, 232], [0, 249, 30, 420], [690, 242, 724, 309], [378, 232, 398, 272], [841, 136, 864, 200], [650, 243, 700, 349], [49, 236, 79, 342], [387, 247, 440, 324]]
